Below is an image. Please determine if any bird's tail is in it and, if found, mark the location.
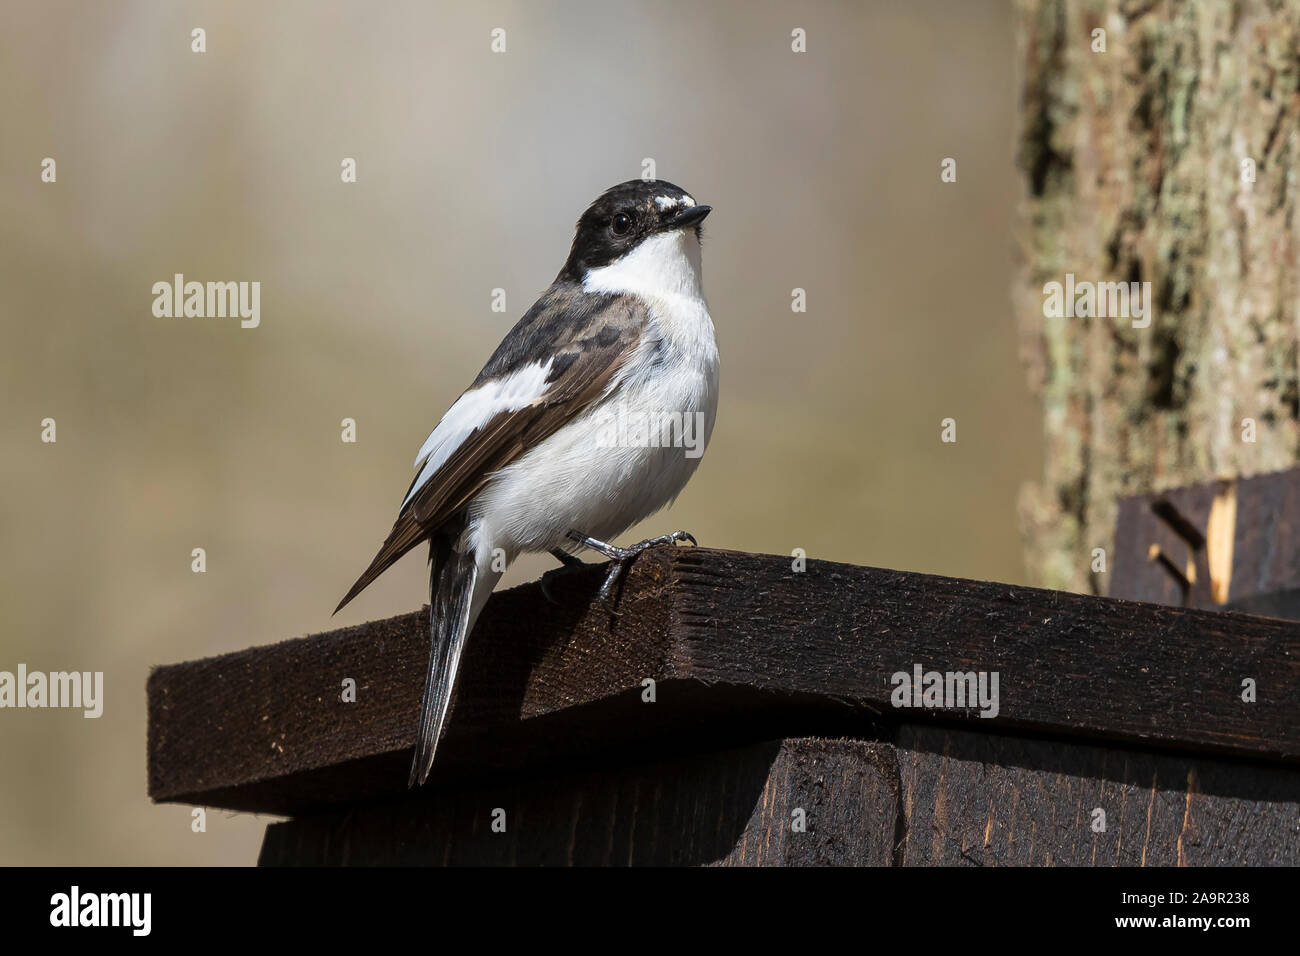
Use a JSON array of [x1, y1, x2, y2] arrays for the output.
[[408, 526, 496, 788]]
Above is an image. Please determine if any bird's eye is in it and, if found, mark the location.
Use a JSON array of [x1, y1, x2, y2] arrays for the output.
[[611, 213, 632, 236]]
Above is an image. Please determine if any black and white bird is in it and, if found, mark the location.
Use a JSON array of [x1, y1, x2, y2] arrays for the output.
[[335, 180, 719, 786]]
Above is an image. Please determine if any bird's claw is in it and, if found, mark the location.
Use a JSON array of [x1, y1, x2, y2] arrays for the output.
[[584, 529, 698, 613], [646, 530, 697, 549], [598, 563, 626, 614]]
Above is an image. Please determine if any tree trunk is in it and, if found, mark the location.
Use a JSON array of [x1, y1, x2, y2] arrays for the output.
[[1014, 0, 1300, 594]]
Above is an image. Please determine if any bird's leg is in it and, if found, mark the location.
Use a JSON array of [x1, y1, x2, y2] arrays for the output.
[[540, 548, 590, 605], [550, 548, 587, 568], [565, 529, 698, 611]]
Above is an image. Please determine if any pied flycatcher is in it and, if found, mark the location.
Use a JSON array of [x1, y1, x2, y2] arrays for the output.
[[335, 180, 719, 786]]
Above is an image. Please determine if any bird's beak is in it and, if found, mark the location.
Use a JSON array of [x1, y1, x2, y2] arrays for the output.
[[668, 204, 712, 230]]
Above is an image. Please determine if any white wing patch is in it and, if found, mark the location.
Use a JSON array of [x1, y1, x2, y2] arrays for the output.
[[403, 359, 554, 508]]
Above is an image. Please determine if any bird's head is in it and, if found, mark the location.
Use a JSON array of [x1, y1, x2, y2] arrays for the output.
[[558, 180, 711, 286]]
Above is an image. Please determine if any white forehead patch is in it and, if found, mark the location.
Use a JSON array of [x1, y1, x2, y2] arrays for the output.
[[654, 194, 697, 211]]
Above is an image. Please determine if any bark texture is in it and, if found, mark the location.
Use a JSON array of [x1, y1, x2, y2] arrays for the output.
[[1015, 0, 1300, 593]]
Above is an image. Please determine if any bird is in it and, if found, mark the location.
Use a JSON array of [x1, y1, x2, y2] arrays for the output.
[[334, 179, 719, 787]]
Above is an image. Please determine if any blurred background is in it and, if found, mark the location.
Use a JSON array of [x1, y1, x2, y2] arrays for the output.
[[0, 0, 1038, 864]]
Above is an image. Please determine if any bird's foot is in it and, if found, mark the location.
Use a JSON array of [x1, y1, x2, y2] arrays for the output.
[[540, 548, 591, 605], [565, 529, 698, 612]]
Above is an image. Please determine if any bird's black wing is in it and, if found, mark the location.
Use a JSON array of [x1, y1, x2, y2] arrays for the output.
[[334, 286, 646, 613]]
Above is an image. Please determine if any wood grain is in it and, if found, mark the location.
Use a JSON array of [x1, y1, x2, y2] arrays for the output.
[[1113, 468, 1300, 610], [149, 547, 1300, 815], [257, 737, 899, 866], [894, 725, 1300, 866], [258, 727, 1300, 866]]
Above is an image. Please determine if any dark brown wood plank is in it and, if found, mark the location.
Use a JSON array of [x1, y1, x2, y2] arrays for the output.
[[1112, 467, 1300, 608], [149, 547, 1300, 814], [257, 737, 899, 866], [257, 728, 1300, 866], [670, 549, 1298, 760], [894, 725, 1300, 866], [1232, 470, 1300, 599]]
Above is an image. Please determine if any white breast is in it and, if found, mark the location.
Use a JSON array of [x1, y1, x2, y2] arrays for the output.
[[470, 227, 719, 559]]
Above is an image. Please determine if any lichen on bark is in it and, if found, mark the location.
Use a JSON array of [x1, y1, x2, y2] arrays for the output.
[[1015, 0, 1300, 593]]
